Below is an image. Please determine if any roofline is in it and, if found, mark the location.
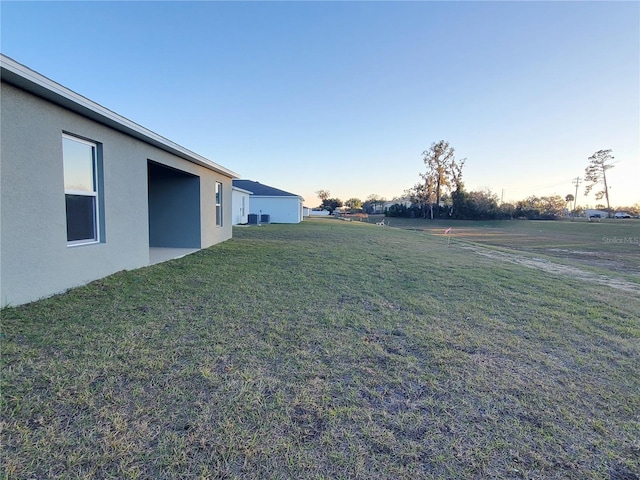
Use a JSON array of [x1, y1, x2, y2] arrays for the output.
[[232, 180, 304, 200], [0, 54, 239, 178], [250, 194, 305, 200], [232, 186, 254, 194]]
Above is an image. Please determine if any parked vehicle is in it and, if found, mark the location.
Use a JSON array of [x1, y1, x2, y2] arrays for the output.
[[614, 212, 632, 219]]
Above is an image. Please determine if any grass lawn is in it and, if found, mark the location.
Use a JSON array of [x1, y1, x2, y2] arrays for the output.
[[2, 218, 639, 479], [367, 215, 640, 277]]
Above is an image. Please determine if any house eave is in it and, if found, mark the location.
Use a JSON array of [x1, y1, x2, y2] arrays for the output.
[[251, 195, 304, 201], [232, 186, 254, 195], [1, 54, 239, 179]]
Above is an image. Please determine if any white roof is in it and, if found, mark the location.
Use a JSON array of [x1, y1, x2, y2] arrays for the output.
[[0, 54, 239, 178]]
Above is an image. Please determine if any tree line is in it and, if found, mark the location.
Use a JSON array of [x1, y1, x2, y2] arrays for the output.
[[314, 190, 387, 215], [315, 143, 630, 220]]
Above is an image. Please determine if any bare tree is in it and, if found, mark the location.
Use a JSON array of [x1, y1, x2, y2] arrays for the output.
[[417, 174, 437, 219], [450, 157, 466, 192], [421, 140, 465, 218], [315, 190, 330, 202], [364, 194, 386, 214], [584, 149, 615, 215]]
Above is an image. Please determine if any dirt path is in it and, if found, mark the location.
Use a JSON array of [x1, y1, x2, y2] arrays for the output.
[[459, 244, 640, 294]]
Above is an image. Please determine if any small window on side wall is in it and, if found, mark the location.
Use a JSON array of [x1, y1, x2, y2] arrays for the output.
[[215, 182, 223, 226], [63, 134, 101, 245]]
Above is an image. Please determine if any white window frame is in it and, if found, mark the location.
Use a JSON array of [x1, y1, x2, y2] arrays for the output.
[[63, 133, 101, 247], [215, 182, 223, 227]]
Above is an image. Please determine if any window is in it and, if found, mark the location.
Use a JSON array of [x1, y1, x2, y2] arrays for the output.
[[215, 182, 222, 226], [63, 134, 100, 245]]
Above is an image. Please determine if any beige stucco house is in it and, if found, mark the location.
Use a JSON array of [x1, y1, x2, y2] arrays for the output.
[[0, 54, 239, 306]]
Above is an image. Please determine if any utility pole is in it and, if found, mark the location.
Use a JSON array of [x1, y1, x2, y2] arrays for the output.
[[572, 177, 581, 211]]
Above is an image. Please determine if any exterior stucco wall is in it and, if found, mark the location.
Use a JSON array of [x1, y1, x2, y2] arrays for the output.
[[249, 196, 303, 224], [232, 188, 250, 225], [0, 82, 232, 306]]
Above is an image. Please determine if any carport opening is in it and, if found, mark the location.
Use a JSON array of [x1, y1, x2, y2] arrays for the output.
[[147, 161, 201, 249]]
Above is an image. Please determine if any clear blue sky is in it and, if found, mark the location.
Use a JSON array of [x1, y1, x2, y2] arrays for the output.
[[2, 1, 638, 207]]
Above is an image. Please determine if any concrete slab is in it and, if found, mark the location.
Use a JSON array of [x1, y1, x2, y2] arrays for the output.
[[149, 247, 199, 265]]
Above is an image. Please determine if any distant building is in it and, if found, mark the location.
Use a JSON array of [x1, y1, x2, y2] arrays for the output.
[[383, 198, 413, 210], [585, 209, 609, 219], [232, 185, 252, 225], [232, 180, 304, 224]]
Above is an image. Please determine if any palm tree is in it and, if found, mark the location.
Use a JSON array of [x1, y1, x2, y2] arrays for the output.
[[565, 194, 575, 213]]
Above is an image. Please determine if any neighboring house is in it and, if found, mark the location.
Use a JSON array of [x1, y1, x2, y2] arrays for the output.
[[310, 210, 331, 216], [232, 185, 252, 225], [0, 54, 239, 306], [232, 180, 304, 224], [301, 207, 330, 217], [384, 198, 412, 210], [585, 209, 609, 218]]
